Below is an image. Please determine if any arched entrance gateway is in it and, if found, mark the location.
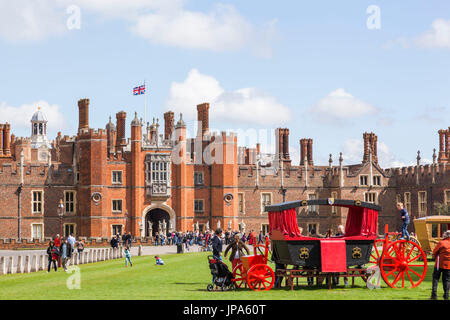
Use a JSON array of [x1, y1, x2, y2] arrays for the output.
[[142, 204, 175, 238]]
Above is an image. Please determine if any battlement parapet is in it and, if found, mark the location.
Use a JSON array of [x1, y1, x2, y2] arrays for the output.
[[210, 131, 237, 143], [78, 128, 107, 139], [14, 137, 31, 144]]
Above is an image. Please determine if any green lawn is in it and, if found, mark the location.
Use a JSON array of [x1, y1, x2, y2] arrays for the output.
[[0, 252, 439, 300]]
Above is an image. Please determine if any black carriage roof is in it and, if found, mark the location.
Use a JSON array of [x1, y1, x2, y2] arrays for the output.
[[264, 198, 382, 212]]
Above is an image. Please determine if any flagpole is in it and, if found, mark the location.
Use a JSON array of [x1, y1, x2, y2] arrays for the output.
[[144, 79, 147, 126]]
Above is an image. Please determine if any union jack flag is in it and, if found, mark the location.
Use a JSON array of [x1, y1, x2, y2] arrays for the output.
[[133, 84, 146, 95]]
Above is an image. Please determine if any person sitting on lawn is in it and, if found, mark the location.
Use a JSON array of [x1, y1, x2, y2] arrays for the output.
[[224, 233, 250, 270], [155, 256, 164, 265]]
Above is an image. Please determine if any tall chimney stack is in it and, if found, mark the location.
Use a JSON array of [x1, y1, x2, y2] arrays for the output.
[[197, 103, 210, 138], [0, 124, 3, 156], [283, 128, 290, 160], [307, 138, 313, 165], [446, 127, 450, 160], [116, 111, 127, 150], [276, 128, 284, 160], [164, 111, 175, 140], [300, 138, 313, 165], [363, 132, 378, 164], [3, 123, 10, 156], [78, 99, 90, 132]]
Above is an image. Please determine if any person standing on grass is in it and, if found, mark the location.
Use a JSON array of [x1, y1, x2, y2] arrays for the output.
[[54, 234, 61, 247], [47, 241, 59, 272], [224, 233, 250, 270], [60, 237, 72, 272], [431, 230, 450, 300], [183, 232, 190, 251], [122, 233, 127, 247], [212, 228, 223, 261], [396, 202, 410, 240], [124, 246, 133, 267], [110, 236, 117, 249], [67, 234, 76, 253], [76, 238, 85, 256], [54, 234, 62, 267], [126, 232, 133, 248]]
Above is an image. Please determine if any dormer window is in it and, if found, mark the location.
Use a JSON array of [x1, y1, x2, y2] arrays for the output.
[[359, 175, 368, 186]]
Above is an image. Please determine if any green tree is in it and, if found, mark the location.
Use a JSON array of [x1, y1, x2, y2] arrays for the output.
[[433, 202, 450, 215]]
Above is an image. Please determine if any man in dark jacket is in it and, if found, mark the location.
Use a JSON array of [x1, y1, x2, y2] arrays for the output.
[[212, 228, 223, 261], [47, 241, 59, 272], [126, 232, 132, 247], [110, 237, 117, 248], [224, 233, 250, 270]]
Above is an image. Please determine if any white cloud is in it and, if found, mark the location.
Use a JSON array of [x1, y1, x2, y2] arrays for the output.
[[166, 69, 292, 126], [132, 4, 251, 52], [0, 1, 67, 42], [310, 89, 378, 123], [341, 138, 408, 168], [0, 0, 276, 56], [414, 19, 450, 49], [0, 101, 67, 136]]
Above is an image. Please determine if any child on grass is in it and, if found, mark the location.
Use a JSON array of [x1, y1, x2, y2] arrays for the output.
[[155, 256, 164, 265], [125, 246, 133, 267]]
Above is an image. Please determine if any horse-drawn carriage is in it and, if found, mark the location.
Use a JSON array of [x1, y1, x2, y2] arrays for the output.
[[413, 215, 450, 254], [231, 198, 428, 291]]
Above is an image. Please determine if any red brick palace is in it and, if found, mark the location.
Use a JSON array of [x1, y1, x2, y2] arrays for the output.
[[0, 99, 449, 239]]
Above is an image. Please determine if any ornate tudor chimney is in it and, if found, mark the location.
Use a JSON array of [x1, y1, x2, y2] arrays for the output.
[[363, 132, 378, 164], [115, 111, 127, 151], [438, 128, 450, 163], [78, 99, 90, 132], [164, 111, 174, 140], [276, 128, 290, 162], [0, 124, 3, 157], [2, 123, 10, 156], [300, 138, 313, 165], [105, 116, 116, 154], [197, 103, 210, 138]]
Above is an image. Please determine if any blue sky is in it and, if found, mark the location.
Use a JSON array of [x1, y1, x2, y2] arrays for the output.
[[0, 0, 449, 167]]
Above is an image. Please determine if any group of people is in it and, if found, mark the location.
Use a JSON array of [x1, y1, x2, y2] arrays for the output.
[[46, 234, 85, 272], [150, 229, 268, 253], [110, 232, 133, 249]]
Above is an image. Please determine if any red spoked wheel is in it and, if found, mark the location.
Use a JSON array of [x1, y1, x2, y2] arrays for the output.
[[246, 264, 275, 291], [379, 240, 427, 288], [232, 263, 245, 288], [369, 239, 385, 266]]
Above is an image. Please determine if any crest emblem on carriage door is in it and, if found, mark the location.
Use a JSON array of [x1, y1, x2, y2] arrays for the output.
[[352, 247, 362, 259], [299, 247, 310, 260]]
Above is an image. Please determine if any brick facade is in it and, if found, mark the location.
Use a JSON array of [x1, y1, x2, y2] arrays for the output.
[[0, 100, 448, 241]]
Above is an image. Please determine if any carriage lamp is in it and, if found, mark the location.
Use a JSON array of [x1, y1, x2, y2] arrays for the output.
[[58, 199, 64, 237]]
